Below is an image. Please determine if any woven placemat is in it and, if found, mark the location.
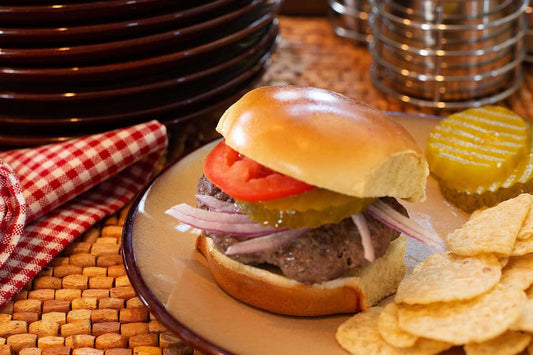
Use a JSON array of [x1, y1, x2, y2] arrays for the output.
[[0, 207, 195, 355], [1, 16, 533, 355]]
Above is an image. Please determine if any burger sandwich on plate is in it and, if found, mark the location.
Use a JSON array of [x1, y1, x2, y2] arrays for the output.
[[166, 86, 441, 316]]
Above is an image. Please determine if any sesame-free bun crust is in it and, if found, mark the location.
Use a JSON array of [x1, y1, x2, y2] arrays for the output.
[[217, 86, 429, 202], [196, 234, 406, 316]]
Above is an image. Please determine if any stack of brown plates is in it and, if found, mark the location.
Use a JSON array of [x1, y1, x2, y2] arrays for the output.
[[0, 0, 281, 147]]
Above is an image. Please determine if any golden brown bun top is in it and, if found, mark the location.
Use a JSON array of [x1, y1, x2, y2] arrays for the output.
[[217, 86, 429, 201]]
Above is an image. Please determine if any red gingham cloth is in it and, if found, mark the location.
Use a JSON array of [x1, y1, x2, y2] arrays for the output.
[[0, 121, 167, 308]]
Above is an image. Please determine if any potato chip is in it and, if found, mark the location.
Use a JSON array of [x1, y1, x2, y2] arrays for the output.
[[336, 307, 399, 355], [469, 208, 484, 219], [510, 298, 533, 332], [445, 194, 532, 257], [511, 237, 533, 256], [463, 331, 531, 355], [500, 257, 509, 268], [397, 285, 526, 345], [519, 201, 533, 240], [337, 307, 451, 355], [500, 254, 533, 290], [394, 253, 501, 304], [379, 303, 418, 348], [526, 285, 533, 298], [395, 338, 453, 355]]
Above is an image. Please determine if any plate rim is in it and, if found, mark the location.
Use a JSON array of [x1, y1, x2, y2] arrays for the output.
[[0, 0, 280, 80], [0, 0, 240, 41], [0, 18, 277, 103], [122, 141, 233, 355], [0, 33, 275, 125], [0, 0, 267, 64]]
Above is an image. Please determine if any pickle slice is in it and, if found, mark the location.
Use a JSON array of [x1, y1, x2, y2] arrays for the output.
[[425, 106, 529, 191], [236, 188, 374, 229], [440, 132, 533, 212]]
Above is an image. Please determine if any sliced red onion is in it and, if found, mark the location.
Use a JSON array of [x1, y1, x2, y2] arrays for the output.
[[195, 195, 242, 214], [351, 214, 375, 263], [366, 200, 446, 251], [225, 228, 309, 255], [168, 203, 250, 223], [168, 195, 445, 257], [166, 203, 281, 237]]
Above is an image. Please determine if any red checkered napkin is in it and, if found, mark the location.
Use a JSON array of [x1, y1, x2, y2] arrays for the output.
[[0, 121, 167, 308]]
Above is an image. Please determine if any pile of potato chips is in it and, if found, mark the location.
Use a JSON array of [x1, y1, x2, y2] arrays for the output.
[[336, 193, 533, 355]]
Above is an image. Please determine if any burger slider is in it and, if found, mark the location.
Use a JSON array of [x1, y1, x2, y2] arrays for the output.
[[166, 86, 441, 316]]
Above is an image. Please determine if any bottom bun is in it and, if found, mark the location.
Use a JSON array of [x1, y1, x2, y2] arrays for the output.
[[196, 234, 407, 316]]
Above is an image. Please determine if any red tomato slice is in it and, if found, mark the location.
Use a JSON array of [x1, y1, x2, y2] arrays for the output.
[[204, 140, 315, 202]]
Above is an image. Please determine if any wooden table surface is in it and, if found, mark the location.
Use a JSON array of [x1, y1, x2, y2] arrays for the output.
[[1, 15, 532, 355]]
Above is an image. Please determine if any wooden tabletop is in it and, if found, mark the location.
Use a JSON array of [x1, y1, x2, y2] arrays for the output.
[[1, 15, 532, 355]]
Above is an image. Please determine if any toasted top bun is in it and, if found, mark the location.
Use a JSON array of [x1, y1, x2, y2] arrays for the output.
[[196, 233, 407, 316], [217, 86, 429, 202]]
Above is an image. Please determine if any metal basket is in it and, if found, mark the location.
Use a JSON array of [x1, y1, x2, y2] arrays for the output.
[[327, 0, 372, 43], [369, 0, 528, 109], [526, 5, 533, 62]]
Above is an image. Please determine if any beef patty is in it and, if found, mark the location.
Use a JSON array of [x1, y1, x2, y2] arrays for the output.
[[197, 175, 406, 284]]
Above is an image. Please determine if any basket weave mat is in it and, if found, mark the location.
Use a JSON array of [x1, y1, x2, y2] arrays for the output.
[[1, 16, 532, 355]]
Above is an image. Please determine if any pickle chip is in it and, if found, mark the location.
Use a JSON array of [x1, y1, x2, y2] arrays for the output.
[[237, 188, 374, 229], [439, 145, 533, 213], [426, 106, 529, 192], [425, 106, 533, 212]]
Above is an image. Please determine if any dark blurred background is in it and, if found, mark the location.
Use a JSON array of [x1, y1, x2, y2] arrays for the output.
[[280, 0, 328, 16]]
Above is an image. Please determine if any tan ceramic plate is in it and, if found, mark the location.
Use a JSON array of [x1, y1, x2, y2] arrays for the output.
[[122, 112, 469, 355]]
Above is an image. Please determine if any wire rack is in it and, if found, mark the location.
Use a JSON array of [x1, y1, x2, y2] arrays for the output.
[[329, 0, 530, 109]]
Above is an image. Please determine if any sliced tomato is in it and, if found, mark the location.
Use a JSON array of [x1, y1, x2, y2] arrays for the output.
[[204, 140, 315, 202]]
